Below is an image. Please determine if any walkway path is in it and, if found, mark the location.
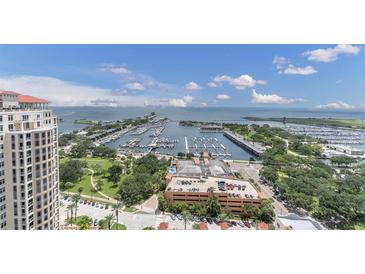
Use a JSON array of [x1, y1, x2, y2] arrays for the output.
[[61, 192, 117, 204], [85, 168, 118, 203]]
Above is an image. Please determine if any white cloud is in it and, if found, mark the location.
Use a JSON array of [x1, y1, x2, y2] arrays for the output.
[[216, 94, 231, 100], [207, 81, 219, 88], [185, 81, 201, 91], [201, 102, 207, 107], [273, 56, 290, 69], [212, 74, 266, 90], [251, 89, 305, 104], [183, 95, 193, 103], [124, 82, 145, 90], [168, 98, 187, 107], [99, 64, 130, 74], [283, 64, 317, 75], [0, 75, 151, 107], [316, 101, 354, 110], [303, 44, 361, 63], [336, 79, 343, 84], [168, 95, 193, 108]]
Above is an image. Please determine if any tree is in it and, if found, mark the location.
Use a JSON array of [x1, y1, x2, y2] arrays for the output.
[[241, 204, 259, 220], [104, 214, 114, 230], [60, 159, 84, 184], [77, 186, 83, 194], [108, 164, 124, 185], [257, 199, 275, 223], [70, 143, 88, 158], [77, 216, 92, 230], [112, 201, 123, 226], [143, 226, 155, 230], [330, 156, 357, 168], [66, 204, 74, 225], [95, 179, 103, 191], [92, 146, 117, 158], [92, 164, 104, 176], [63, 181, 74, 195], [206, 196, 221, 217], [218, 208, 233, 223], [181, 210, 192, 230], [71, 193, 81, 219], [158, 194, 168, 214]]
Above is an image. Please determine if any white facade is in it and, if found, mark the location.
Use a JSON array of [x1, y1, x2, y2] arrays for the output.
[[0, 105, 59, 230], [0, 93, 19, 109]]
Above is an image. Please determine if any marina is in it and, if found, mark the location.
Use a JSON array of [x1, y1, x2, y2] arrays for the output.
[[282, 125, 365, 146], [185, 136, 232, 158], [105, 120, 253, 160]]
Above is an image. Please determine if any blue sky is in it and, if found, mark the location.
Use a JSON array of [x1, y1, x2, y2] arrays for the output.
[[0, 44, 364, 109]]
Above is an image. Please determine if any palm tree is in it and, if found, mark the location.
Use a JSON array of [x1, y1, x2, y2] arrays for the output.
[[66, 204, 74, 225], [241, 204, 259, 221], [218, 209, 233, 223], [112, 201, 123, 226], [104, 214, 114, 230], [181, 210, 191, 230], [65, 181, 73, 196], [71, 193, 81, 220]]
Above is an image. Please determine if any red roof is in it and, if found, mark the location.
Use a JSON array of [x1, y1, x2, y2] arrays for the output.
[[257, 222, 269, 230], [199, 223, 208, 230], [158, 222, 169, 230], [220, 222, 231, 230], [0, 90, 20, 95], [18, 95, 50, 104]]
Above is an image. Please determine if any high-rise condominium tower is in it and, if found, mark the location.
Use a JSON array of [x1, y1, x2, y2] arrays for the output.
[[0, 91, 59, 230]]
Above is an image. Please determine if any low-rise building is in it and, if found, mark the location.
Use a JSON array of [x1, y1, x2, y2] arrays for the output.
[[164, 175, 264, 215], [277, 214, 324, 230]]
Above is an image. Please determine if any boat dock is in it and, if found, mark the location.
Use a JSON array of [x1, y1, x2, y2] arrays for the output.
[[223, 130, 265, 156]]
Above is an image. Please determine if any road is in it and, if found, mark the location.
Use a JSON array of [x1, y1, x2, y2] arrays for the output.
[[229, 161, 288, 215], [59, 198, 252, 230]]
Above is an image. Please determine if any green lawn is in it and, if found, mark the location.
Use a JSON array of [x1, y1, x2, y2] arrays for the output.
[[65, 170, 103, 199], [123, 206, 137, 213], [62, 157, 127, 199], [111, 223, 127, 230]]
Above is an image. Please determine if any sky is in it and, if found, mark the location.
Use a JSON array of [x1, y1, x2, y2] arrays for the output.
[[0, 44, 364, 109]]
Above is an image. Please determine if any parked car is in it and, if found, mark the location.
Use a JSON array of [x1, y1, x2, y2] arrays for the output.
[[105, 205, 109, 210], [244, 221, 251, 228], [91, 202, 96, 206], [170, 215, 176, 221], [206, 217, 213, 224]]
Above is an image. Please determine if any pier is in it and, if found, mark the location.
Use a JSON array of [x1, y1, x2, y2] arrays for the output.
[[223, 130, 265, 156], [185, 136, 189, 153]]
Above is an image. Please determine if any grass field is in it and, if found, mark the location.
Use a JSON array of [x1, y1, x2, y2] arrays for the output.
[[62, 157, 126, 199]]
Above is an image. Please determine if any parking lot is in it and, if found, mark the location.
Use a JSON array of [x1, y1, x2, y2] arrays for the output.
[[59, 197, 253, 230]]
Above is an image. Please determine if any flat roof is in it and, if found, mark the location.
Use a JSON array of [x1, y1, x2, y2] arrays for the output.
[[166, 176, 259, 199], [278, 214, 323, 230], [177, 159, 232, 177]]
